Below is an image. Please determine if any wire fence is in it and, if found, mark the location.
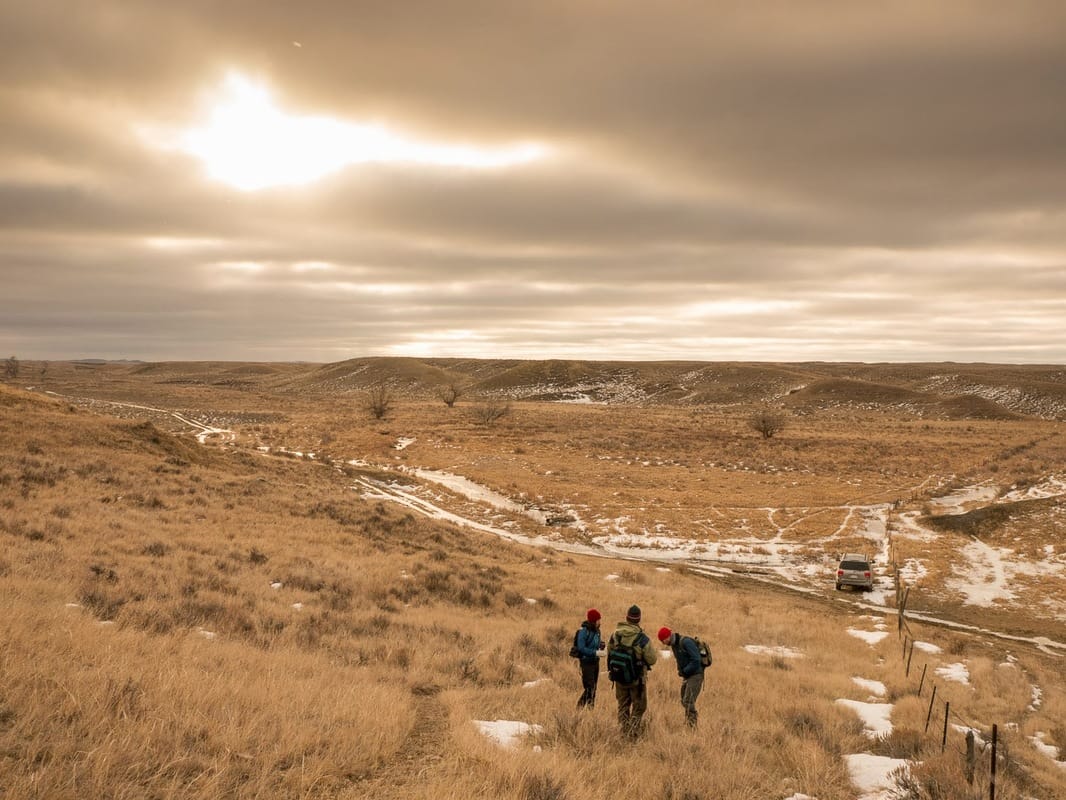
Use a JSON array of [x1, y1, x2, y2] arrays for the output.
[[890, 547, 1007, 799]]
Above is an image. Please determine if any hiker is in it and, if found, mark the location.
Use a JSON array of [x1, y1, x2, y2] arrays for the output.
[[574, 608, 604, 708], [657, 627, 707, 727], [607, 604, 658, 738]]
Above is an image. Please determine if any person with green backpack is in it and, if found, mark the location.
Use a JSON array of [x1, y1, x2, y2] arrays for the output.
[[606, 605, 658, 738], [657, 626, 711, 727]]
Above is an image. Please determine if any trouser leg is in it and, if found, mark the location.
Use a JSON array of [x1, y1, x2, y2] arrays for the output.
[[615, 681, 631, 728], [578, 660, 599, 707], [680, 673, 704, 727], [615, 683, 646, 738]]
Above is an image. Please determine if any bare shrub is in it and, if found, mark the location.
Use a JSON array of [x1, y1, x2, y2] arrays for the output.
[[438, 381, 466, 408], [750, 408, 787, 439], [364, 384, 394, 420], [471, 401, 511, 425], [3, 355, 17, 381]]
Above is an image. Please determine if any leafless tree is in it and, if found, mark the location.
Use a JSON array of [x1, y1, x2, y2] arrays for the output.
[[749, 408, 787, 439], [4, 355, 18, 381], [364, 384, 394, 420], [438, 381, 465, 408], [471, 401, 511, 425]]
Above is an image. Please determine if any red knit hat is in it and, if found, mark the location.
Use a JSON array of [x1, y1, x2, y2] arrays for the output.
[[587, 608, 601, 623], [657, 626, 672, 643]]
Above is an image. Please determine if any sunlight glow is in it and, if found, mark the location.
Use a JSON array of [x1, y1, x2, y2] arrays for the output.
[[142, 236, 222, 251], [678, 299, 803, 318], [174, 73, 547, 190], [218, 261, 265, 273]]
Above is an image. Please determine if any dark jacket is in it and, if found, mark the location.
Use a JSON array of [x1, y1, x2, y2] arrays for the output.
[[670, 634, 704, 678], [576, 620, 602, 662]]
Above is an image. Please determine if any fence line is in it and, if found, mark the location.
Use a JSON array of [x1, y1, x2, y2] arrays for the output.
[[889, 535, 1006, 798]]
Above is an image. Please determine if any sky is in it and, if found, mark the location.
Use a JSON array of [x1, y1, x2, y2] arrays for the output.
[[2, 1, 1066, 364]]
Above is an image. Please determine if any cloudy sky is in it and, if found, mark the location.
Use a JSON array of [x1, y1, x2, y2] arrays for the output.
[[3, 1, 1066, 363]]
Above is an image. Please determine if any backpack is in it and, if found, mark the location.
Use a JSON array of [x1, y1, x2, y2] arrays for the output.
[[568, 628, 582, 659], [607, 631, 648, 685], [692, 636, 712, 668]]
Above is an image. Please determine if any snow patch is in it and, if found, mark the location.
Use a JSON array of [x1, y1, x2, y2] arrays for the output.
[[852, 677, 887, 697], [1030, 732, 1066, 769], [935, 662, 970, 685], [844, 754, 909, 800], [744, 644, 804, 658], [474, 719, 543, 748], [836, 699, 894, 738], [848, 629, 890, 646]]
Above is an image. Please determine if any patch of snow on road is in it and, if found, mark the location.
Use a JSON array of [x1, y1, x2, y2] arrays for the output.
[[935, 662, 970, 684], [928, 483, 999, 515], [474, 719, 543, 748], [408, 468, 550, 524], [1000, 474, 1066, 502], [848, 629, 890, 646], [836, 699, 893, 738], [844, 754, 909, 800]]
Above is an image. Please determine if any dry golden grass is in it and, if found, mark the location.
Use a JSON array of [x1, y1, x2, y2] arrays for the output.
[[2, 370, 1065, 799]]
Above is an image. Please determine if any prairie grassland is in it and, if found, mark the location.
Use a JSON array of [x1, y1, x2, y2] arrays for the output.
[[2, 379, 1064, 799]]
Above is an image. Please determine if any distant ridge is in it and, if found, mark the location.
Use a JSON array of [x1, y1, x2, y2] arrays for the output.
[[52, 357, 1066, 421]]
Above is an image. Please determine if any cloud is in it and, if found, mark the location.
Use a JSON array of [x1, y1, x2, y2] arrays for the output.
[[2, 2, 1065, 361]]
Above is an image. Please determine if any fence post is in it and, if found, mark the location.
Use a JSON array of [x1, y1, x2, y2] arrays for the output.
[[902, 634, 908, 661], [990, 723, 998, 800], [966, 729, 976, 786], [941, 701, 950, 753], [925, 685, 938, 732], [906, 640, 915, 677], [918, 664, 927, 696]]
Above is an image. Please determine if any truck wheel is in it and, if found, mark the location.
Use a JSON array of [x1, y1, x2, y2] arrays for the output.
[[835, 583, 841, 591]]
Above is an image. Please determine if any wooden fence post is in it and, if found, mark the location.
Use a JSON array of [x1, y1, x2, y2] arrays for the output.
[[906, 640, 915, 677], [918, 664, 927, 696], [925, 685, 938, 733], [966, 729, 976, 786], [990, 723, 998, 800]]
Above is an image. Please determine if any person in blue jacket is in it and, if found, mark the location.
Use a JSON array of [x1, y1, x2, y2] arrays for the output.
[[576, 608, 604, 708], [658, 626, 705, 727]]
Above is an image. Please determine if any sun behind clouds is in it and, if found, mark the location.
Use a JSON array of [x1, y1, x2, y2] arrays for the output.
[[159, 72, 548, 191]]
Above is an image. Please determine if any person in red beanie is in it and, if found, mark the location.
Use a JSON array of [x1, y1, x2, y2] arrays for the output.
[[657, 626, 708, 727], [573, 608, 604, 707]]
